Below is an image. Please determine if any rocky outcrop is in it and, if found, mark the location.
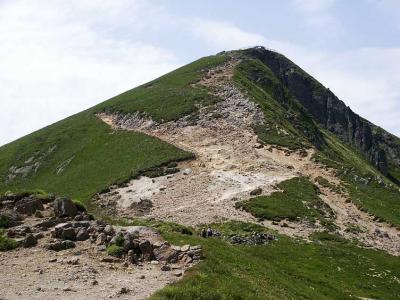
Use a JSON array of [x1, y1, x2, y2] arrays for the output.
[[243, 47, 400, 177], [54, 197, 78, 218]]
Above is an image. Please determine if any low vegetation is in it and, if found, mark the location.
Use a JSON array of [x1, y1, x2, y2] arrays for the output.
[[234, 58, 323, 150], [0, 54, 230, 206], [0, 113, 191, 206], [151, 221, 400, 300], [0, 229, 18, 251], [95, 55, 227, 122], [315, 130, 400, 227], [106, 244, 124, 257], [236, 177, 335, 226]]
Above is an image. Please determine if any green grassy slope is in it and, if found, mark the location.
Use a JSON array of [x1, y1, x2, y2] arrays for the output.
[[95, 55, 226, 121], [233, 58, 323, 149], [150, 222, 400, 300], [0, 54, 227, 204], [236, 177, 335, 229], [315, 129, 400, 227], [0, 111, 191, 204], [234, 54, 400, 228]]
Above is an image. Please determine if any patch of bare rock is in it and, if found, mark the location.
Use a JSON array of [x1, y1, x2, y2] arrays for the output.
[[96, 55, 400, 257], [0, 193, 201, 299]]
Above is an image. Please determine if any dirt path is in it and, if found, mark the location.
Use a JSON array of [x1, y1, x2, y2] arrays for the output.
[[0, 242, 182, 300], [0, 226, 193, 300], [97, 55, 400, 256]]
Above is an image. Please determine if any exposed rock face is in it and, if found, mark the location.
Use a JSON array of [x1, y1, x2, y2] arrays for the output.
[[243, 47, 400, 177], [14, 198, 44, 215], [53, 197, 78, 218]]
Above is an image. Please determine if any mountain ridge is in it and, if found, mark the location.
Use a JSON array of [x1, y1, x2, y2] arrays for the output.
[[1, 46, 400, 299], [242, 46, 400, 179]]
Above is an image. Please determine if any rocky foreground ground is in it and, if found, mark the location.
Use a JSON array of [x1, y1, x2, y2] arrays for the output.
[[0, 193, 201, 299]]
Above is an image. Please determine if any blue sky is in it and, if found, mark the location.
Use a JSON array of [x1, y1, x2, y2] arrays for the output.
[[1, 0, 399, 145]]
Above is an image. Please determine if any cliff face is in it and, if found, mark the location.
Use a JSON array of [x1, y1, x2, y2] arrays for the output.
[[243, 47, 400, 178]]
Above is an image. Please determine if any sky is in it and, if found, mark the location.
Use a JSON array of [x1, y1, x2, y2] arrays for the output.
[[1, 0, 400, 146]]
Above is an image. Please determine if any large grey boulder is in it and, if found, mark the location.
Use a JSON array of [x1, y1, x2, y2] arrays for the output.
[[53, 198, 77, 218]]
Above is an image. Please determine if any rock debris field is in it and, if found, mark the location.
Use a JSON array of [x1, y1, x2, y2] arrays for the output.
[[98, 55, 400, 256], [0, 194, 201, 299]]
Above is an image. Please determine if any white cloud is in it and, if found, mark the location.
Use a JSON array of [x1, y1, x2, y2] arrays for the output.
[[291, 0, 336, 13], [308, 47, 400, 135], [264, 43, 400, 136], [190, 19, 267, 50], [290, 0, 340, 31], [190, 19, 400, 136], [375, 0, 400, 31], [1, 2, 399, 148], [0, 0, 178, 146]]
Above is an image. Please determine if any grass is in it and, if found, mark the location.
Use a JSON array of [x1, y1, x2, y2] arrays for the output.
[[0, 214, 10, 228], [236, 177, 335, 226], [209, 220, 273, 236], [149, 221, 400, 300], [106, 244, 124, 257], [315, 129, 400, 227], [0, 113, 191, 205], [0, 54, 229, 206], [95, 55, 227, 122], [233, 58, 324, 150], [347, 182, 400, 227], [234, 54, 400, 228], [315, 176, 344, 194], [0, 229, 18, 251]]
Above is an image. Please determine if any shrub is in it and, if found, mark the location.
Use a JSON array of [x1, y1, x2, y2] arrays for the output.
[[107, 244, 124, 257], [115, 234, 125, 247], [0, 230, 18, 251], [0, 214, 10, 228]]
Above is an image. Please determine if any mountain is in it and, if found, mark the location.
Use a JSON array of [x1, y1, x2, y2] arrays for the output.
[[1, 47, 400, 299]]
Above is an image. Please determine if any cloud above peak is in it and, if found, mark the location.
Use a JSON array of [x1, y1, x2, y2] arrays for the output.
[[191, 19, 266, 51], [0, 1, 399, 146]]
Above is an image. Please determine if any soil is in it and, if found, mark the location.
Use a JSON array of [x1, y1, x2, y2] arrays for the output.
[[97, 54, 400, 256], [0, 210, 196, 300]]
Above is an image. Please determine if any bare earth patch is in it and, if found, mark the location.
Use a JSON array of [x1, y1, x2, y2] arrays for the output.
[[97, 55, 400, 256], [0, 204, 198, 300], [0, 238, 184, 300]]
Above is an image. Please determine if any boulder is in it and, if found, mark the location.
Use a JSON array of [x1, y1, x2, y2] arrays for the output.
[[14, 198, 44, 215], [180, 244, 190, 252], [53, 223, 76, 240], [22, 233, 37, 248], [160, 264, 171, 271], [96, 233, 107, 245], [76, 227, 89, 241], [153, 243, 179, 263], [126, 250, 138, 264], [104, 225, 115, 236], [123, 238, 138, 252], [250, 188, 262, 196], [139, 240, 154, 261], [34, 217, 62, 230], [61, 227, 76, 241], [6, 225, 31, 237], [0, 211, 23, 228], [53, 198, 77, 218], [45, 240, 75, 251]]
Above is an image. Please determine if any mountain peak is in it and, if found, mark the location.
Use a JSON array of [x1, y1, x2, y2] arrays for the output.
[[1, 46, 400, 299]]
